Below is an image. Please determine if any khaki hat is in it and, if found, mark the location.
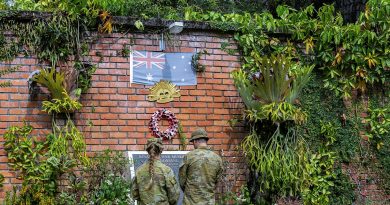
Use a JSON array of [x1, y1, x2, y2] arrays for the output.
[[146, 138, 163, 150], [189, 128, 209, 142]]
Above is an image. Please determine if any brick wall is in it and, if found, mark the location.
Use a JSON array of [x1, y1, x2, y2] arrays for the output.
[[0, 30, 247, 199]]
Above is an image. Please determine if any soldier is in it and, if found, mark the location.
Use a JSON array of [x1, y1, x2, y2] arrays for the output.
[[132, 138, 180, 205], [179, 128, 223, 205]]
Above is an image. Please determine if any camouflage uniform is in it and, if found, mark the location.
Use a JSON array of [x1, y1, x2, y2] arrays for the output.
[[179, 129, 223, 205], [131, 139, 180, 205]]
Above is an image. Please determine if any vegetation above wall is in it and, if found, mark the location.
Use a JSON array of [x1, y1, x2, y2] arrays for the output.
[[0, 0, 389, 204]]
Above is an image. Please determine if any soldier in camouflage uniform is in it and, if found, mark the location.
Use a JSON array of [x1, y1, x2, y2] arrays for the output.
[[179, 128, 223, 205], [132, 138, 180, 205]]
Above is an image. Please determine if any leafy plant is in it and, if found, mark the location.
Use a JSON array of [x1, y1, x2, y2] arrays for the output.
[[302, 121, 338, 205], [0, 66, 19, 88], [329, 168, 356, 205], [365, 95, 390, 193], [218, 186, 254, 205], [3, 123, 78, 204], [86, 149, 133, 204], [90, 173, 133, 205], [74, 62, 97, 93], [42, 93, 82, 114], [178, 122, 187, 151], [233, 54, 312, 124], [191, 50, 209, 72], [241, 129, 308, 198], [0, 173, 4, 188], [50, 120, 89, 165], [365, 104, 390, 150], [33, 67, 67, 100]]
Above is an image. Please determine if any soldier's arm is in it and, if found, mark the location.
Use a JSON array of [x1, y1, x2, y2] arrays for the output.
[[166, 169, 180, 205], [179, 155, 188, 191], [131, 176, 140, 201]]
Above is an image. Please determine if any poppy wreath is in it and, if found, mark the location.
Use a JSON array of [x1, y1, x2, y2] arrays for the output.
[[149, 108, 179, 140]]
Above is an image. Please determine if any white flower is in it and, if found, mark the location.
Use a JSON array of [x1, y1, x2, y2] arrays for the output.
[[105, 179, 112, 186]]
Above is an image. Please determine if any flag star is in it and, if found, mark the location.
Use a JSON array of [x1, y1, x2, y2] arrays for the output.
[[146, 73, 153, 81], [172, 66, 176, 69], [181, 55, 185, 59], [181, 78, 185, 82], [184, 69, 187, 71], [188, 62, 191, 65]]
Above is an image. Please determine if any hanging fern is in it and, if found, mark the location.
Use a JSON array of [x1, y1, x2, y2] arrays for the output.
[[0, 66, 19, 88], [0, 81, 12, 87]]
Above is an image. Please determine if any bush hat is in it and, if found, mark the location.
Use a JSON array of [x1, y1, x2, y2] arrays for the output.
[[189, 128, 209, 142]]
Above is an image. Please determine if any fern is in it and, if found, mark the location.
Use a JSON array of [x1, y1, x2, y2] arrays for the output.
[[233, 54, 312, 123], [0, 173, 4, 188], [42, 92, 82, 114], [0, 66, 19, 77], [0, 66, 19, 88], [0, 81, 12, 87], [33, 67, 67, 100]]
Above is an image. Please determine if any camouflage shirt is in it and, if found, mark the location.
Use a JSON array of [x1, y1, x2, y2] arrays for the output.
[[179, 146, 223, 205], [132, 160, 180, 205]]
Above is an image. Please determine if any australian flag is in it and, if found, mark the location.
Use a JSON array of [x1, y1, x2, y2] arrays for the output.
[[130, 51, 197, 86]]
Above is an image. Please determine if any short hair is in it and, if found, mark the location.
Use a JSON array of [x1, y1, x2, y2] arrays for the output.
[[194, 138, 208, 143]]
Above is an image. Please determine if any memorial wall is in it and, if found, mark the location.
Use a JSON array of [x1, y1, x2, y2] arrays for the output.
[[0, 26, 247, 199]]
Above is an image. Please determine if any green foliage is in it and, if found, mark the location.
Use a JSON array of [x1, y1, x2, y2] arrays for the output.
[[241, 129, 308, 197], [233, 54, 312, 124], [365, 95, 390, 193], [0, 66, 19, 88], [89, 173, 133, 205], [0, 66, 19, 77], [297, 74, 360, 162], [42, 94, 82, 114], [0, 81, 12, 87], [318, 0, 390, 99], [365, 103, 390, 149], [34, 67, 67, 100], [74, 62, 98, 93], [7, 0, 99, 20], [329, 168, 356, 205], [185, 0, 390, 99], [34, 67, 85, 114], [50, 120, 89, 165], [3, 122, 78, 205], [29, 149, 133, 204], [86, 149, 133, 204], [0, 173, 4, 188], [1, 16, 80, 66], [301, 121, 337, 205], [178, 122, 187, 151], [0, 31, 21, 61], [295, 74, 359, 204], [218, 186, 254, 205], [191, 50, 209, 72]]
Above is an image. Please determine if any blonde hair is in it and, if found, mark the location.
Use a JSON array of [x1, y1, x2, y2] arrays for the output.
[[145, 143, 163, 189]]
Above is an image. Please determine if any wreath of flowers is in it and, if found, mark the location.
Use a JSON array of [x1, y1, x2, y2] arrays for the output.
[[149, 109, 179, 140]]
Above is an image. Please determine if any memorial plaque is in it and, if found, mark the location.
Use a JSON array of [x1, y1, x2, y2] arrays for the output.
[[128, 151, 189, 205]]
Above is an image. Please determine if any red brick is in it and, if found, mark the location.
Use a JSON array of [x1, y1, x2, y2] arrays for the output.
[[119, 126, 137, 132], [191, 102, 207, 107], [110, 57, 128, 63], [189, 90, 206, 95], [181, 96, 196, 101], [119, 139, 136, 144], [0, 31, 249, 199], [198, 96, 213, 102], [100, 101, 118, 106], [206, 43, 220, 48]]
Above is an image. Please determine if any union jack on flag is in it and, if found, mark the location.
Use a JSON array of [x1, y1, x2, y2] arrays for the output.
[[130, 50, 197, 86], [132, 51, 165, 70]]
